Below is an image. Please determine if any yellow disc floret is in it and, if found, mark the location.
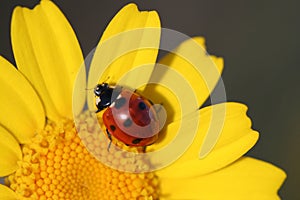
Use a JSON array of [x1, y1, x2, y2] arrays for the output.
[[7, 115, 159, 200]]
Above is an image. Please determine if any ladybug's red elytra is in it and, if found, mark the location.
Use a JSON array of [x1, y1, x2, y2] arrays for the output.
[[94, 83, 160, 147]]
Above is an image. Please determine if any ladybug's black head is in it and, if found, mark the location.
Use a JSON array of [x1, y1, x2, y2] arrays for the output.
[[94, 83, 113, 112], [94, 83, 109, 96]]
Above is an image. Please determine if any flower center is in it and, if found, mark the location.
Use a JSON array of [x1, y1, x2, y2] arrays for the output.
[[7, 117, 160, 200]]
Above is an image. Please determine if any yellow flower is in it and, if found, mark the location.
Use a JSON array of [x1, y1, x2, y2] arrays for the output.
[[0, 1, 286, 200]]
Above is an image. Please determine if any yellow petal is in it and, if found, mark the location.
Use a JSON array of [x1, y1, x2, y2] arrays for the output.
[[0, 125, 22, 176], [156, 103, 259, 178], [160, 157, 286, 200], [0, 184, 18, 200], [158, 37, 224, 109], [140, 37, 223, 133], [11, 0, 84, 121], [0, 56, 45, 143], [87, 3, 160, 109]]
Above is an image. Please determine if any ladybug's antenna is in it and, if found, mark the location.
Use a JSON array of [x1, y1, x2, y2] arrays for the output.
[[85, 87, 95, 90], [85, 76, 111, 90], [102, 76, 111, 83]]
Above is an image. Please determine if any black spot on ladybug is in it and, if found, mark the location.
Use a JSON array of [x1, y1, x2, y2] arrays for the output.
[[138, 102, 146, 110], [123, 118, 132, 127], [110, 125, 116, 131], [114, 97, 126, 109], [132, 138, 143, 144]]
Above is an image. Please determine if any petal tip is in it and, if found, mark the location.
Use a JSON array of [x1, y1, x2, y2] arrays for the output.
[[192, 36, 206, 47]]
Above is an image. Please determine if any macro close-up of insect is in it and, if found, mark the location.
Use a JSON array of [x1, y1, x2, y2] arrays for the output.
[[94, 82, 161, 149], [0, 0, 298, 199]]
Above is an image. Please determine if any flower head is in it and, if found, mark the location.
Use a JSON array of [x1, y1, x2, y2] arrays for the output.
[[0, 1, 286, 200]]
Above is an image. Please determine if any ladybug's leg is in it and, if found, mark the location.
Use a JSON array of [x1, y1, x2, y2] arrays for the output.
[[142, 146, 147, 153], [95, 105, 105, 113], [106, 129, 112, 151], [148, 99, 154, 105]]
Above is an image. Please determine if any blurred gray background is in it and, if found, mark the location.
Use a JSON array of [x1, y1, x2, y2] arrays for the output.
[[0, 0, 299, 199]]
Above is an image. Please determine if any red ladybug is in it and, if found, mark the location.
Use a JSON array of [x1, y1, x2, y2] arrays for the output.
[[94, 83, 160, 147]]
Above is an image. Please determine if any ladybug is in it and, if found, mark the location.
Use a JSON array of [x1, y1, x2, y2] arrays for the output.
[[94, 83, 160, 147]]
